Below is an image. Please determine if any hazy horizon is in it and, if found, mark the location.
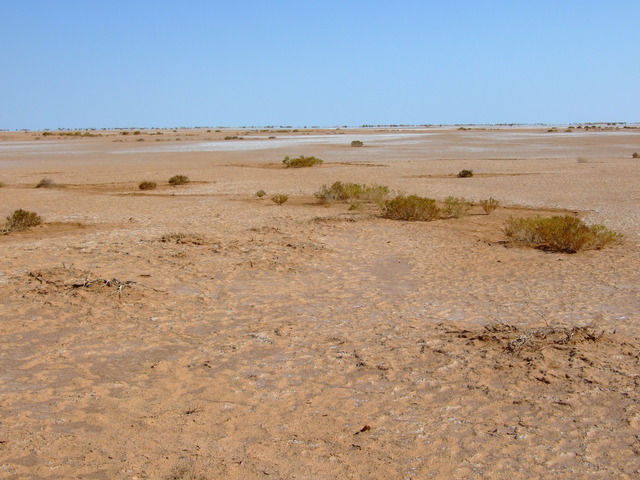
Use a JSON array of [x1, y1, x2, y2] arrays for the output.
[[2, 1, 639, 130]]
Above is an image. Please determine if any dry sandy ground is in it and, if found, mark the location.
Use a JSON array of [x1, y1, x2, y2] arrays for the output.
[[1, 127, 640, 479]]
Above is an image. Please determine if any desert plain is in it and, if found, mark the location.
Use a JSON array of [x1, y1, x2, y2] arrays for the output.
[[1, 126, 639, 479]]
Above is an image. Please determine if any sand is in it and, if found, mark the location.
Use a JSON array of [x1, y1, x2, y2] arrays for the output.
[[1, 126, 639, 479]]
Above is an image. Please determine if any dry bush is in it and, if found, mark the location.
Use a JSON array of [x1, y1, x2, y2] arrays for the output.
[[350, 140, 364, 147], [255, 189, 267, 197], [36, 177, 57, 188], [382, 195, 440, 221], [504, 215, 622, 253], [457, 169, 474, 178], [271, 193, 289, 205], [314, 181, 389, 207], [441, 196, 472, 219], [168, 174, 190, 185], [0, 181, 5, 188], [3, 209, 43, 233], [139, 181, 157, 190], [282, 155, 323, 168], [479, 197, 499, 215], [633, 152, 639, 159]]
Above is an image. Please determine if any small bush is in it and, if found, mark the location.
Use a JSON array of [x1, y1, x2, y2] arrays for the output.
[[479, 197, 499, 215], [457, 169, 474, 178], [271, 194, 289, 205], [441, 196, 472, 219], [36, 178, 56, 188], [0, 181, 5, 188], [504, 215, 622, 253], [383, 195, 440, 221], [633, 152, 639, 159], [350, 140, 364, 147], [4, 209, 42, 233], [255, 190, 267, 197], [168, 175, 190, 185], [282, 155, 323, 168], [139, 181, 157, 191]]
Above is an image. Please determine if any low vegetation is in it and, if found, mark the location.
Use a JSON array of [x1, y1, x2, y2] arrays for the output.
[[504, 215, 622, 253], [282, 155, 323, 168], [633, 152, 639, 159], [168, 175, 190, 185], [36, 177, 57, 188], [255, 190, 267, 198], [3, 209, 43, 233], [479, 197, 499, 215], [314, 181, 390, 207], [138, 181, 157, 191], [271, 193, 289, 205], [350, 140, 364, 147], [441, 196, 472, 219], [457, 169, 474, 178], [382, 195, 440, 221]]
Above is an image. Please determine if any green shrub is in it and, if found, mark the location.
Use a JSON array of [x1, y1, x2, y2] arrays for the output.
[[168, 174, 190, 185], [282, 155, 323, 168], [383, 195, 440, 221], [441, 196, 472, 219], [457, 169, 474, 178], [504, 215, 622, 253], [4, 209, 42, 233], [139, 181, 157, 191], [350, 140, 364, 147], [255, 190, 267, 197], [271, 193, 289, 205], [479, 197, 499, 215]]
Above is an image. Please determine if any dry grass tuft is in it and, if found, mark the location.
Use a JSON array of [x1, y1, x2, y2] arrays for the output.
[[504, 215, 622, 253], [441, 196, 472, 219], [36, 177, 58, 188], [479, 197, 499, 215]]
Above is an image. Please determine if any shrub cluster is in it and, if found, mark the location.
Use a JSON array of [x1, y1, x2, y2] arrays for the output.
[[503, 215, 621, 253], [3, 209, 42, 233], [282, 155, 323, 168], [314, 181, 389, 207], [168, 175, 190, 185], [139, 181, 157, 190]]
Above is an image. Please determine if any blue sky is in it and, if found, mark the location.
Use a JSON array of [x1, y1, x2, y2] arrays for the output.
[[2, 1, 638, 130]]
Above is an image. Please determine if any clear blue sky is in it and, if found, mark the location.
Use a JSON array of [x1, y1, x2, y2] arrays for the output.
[[2, 1, 638, 130]]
